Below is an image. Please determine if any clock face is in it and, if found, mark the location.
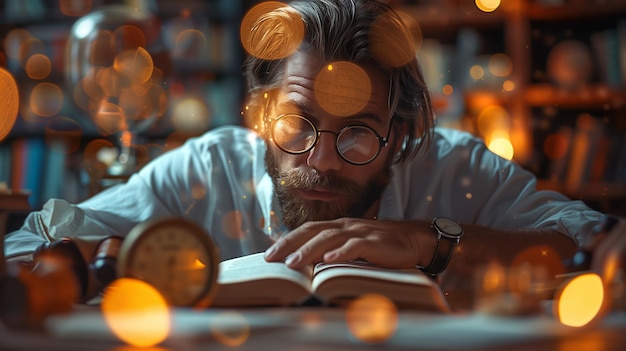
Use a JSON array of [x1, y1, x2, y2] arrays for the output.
[[434, 217, 463, 237], [117, 218, 220, 307]]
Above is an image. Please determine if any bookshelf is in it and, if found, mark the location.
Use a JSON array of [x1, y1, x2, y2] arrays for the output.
[[395, 0, 626, 215], [0, 0, 254, 208]]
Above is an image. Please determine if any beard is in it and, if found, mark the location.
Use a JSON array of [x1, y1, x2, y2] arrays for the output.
[[265, 145, 393, 230]]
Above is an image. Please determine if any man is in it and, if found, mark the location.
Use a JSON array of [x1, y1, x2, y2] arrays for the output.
[[3, 0, 607, 306]]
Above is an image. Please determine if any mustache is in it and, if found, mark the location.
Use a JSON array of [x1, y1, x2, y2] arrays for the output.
[[278, 169, 355, 191]]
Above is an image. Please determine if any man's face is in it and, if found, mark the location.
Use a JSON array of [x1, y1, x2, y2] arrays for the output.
[[265, 50, 398, 230]]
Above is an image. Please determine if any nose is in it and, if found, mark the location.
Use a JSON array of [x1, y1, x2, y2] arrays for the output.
[[306, 131, 343, 172]]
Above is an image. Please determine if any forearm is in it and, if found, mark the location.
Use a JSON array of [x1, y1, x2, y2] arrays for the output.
[[448, 223, 578, 277]]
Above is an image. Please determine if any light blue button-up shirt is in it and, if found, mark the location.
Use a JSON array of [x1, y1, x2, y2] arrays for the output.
[[4, 125, 601, 262]]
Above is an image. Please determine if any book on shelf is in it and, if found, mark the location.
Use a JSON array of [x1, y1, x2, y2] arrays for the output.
[[211, 252, 451, 312]]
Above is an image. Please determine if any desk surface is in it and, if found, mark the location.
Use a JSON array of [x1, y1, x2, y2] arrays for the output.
[[1, 306, 625, 351]]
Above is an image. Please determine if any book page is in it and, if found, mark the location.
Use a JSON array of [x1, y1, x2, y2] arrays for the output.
[[310, 260, 449, 312], [218, 252, 312, 286], [212, 252, 315, 307]]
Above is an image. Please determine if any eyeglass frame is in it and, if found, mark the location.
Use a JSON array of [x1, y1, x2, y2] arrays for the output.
[[268, 113, 394, 165]]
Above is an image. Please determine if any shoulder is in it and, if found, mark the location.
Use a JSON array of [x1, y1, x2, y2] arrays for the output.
[[430, 127, 487, 154], [187, 125, 264, 150]]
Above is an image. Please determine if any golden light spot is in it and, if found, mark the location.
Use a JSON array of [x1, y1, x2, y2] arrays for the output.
[[476, 105, 510, 139], [345, 294, 398, 344], [102, 278, 170, 347], [18, 36, 45, 68], [442, 84, 454, 95], [488, 137, 514, 160], [98, 66, 124, 98], [94, 101, 127, 135], [512, 245, 564, 277], [315, 61, 371, 117], [4, 28, 32, 60], [240, 2, 304, 60], [502, 80, 515, 92], [475, 0, 501, 12], [555, 273, 604, 327], [114, 47, 154, 84], [210, 311, 250, 347], [191, 185, 207, 200], [469, 65, 485, 80], [465, 193, 473, 199], [173, 29, 208, 60], [25, 53, 51, 80], [489, 53, 512, 77], [172, 97, 211, 134], [369, 10, 420, 68], [84, 139, 116, 171], [543, 132, 571, 161], [426, 195, 433, 202], [221, 211, 246, 240], [113, 25, 147, 52], [30, 82, 64, 117], [0, 68, 19, 142], [59, 0, 92, 17], [44, 116, 83, 154]]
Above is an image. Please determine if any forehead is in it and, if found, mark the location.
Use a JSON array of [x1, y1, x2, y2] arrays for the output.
[[278, 50, 390, 121]]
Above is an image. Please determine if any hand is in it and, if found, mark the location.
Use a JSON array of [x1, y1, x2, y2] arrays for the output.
[[263, 218, 433, 269]]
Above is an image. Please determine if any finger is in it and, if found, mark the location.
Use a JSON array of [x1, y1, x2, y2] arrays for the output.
[[323, 237, 367, 263], [284, 227, 350, 268], [264, 221, 336, 262]]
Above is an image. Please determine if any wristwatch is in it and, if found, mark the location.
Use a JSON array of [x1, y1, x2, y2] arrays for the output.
[[422, 217, 464, 276]]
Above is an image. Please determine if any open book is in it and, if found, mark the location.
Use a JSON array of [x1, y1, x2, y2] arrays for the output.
[[211, 252, 450, 312]]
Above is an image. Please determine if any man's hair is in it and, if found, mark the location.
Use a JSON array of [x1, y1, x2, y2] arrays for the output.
[[242, 0, 434, 162]]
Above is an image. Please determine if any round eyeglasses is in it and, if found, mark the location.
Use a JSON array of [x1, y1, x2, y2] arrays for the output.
[[269, 114, 392, 165]]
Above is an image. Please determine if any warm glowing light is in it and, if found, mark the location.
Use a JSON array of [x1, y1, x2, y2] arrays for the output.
[[470, 65, 485, 80], [369, 10, 420, 68], [502, 80, 515, 92], [210, 311, 250, 347], [221, 211, 246, 240], [488, 53, 512, 77], [4, 28, 32, 60], [172, 97, 211, 134], [240, 2, 304, 60], [476, 105, 510, 139], [512, 245, 564, 277], [0, 68, 19, 142], [102, 278, 171, 347], [475, 0, 501, 12], [315, 61, 371, 117], [555, 273, 604, 327], [30, 82, 64, 117], [174, 29, 208, 60], [113, 25, 147, 52], [543, 132, 570, 160], [488, 137, 514, 160], [442, 84, 454, 95], [94, 101, 127, 135], [84, 139, 117, 171], [114, 47, 154, 84], [25, 53, 52, 79], [345, 294, 398, 344]]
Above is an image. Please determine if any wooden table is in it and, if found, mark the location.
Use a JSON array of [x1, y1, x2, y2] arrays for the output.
[[1, 306, 625, 351]]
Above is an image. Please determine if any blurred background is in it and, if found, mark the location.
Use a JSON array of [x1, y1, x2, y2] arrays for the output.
[[0, 0, 625, 228]]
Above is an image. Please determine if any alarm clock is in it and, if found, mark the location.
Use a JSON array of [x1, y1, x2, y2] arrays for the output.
[[116, 217, 220, 307]]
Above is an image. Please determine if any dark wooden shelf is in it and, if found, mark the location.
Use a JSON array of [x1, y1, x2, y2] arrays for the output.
[[526, 2, 626, 22], [524, 84, 626, 109]]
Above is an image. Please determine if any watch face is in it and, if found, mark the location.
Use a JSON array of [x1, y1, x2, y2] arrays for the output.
[[434, 217, 463, 237], [117, 218, 220, 307]]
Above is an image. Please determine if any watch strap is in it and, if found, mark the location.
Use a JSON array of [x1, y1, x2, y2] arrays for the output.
[[422, 234, 456, 276]]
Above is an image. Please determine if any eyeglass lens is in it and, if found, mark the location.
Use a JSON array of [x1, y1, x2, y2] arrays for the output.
[[271, 114, 381, 164]]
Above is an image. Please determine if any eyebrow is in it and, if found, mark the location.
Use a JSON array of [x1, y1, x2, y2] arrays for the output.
[[279, 101, 385, 125]]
